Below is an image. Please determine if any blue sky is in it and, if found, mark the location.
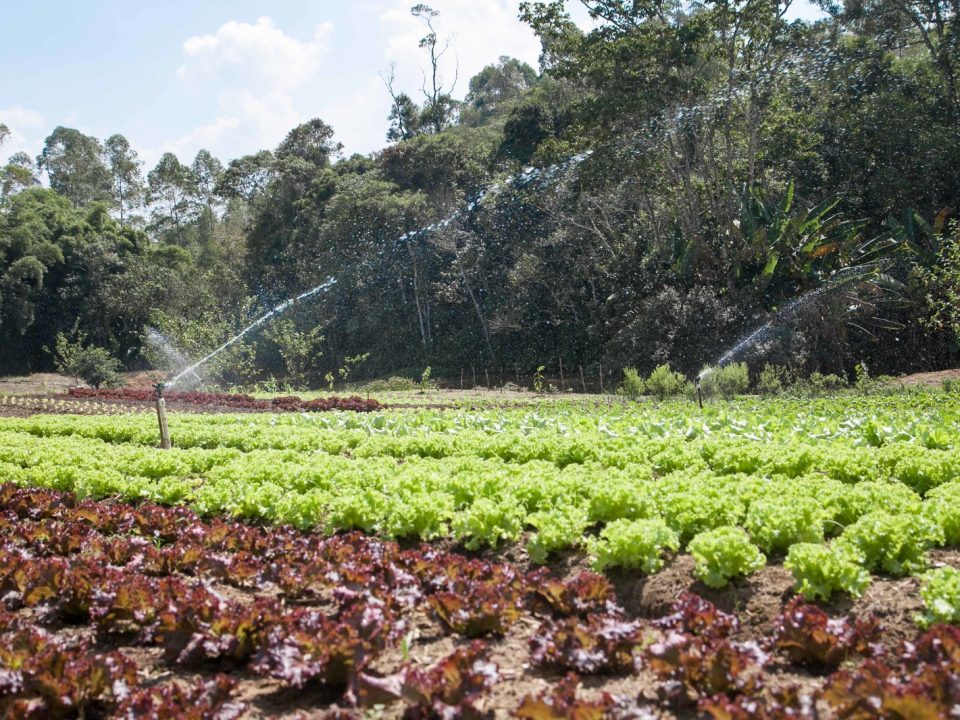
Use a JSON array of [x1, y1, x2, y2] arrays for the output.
[[1, 1, 824, 172]]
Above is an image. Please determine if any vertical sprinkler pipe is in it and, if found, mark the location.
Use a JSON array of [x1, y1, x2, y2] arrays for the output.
[[155, 383, 172, 450], [695, 378, 703, 410]]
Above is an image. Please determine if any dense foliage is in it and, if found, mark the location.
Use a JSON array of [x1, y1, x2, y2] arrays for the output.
[[2, 0, 959, 383]]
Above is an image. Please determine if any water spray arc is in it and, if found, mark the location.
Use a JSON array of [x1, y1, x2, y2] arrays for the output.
[[166, 278, 338, 389], [694, 265, 883, 397], [160, 151, 597, 391]]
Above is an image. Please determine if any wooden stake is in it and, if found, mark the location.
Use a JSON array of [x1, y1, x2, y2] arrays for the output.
[[485, 368, 491, 388], [579, 365, 586, 393], [559, 358, 565, 392], [460, 368, 464, 390], [156, 397, 171, 450], [599, 362, 604, 394], [471, 366, 477, 388]]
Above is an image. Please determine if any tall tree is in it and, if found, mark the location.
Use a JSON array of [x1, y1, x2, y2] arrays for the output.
[[2, 152, 39, 199], [461, 56, 539, 126], [104, 134, 144, 225], [190, 149, 223, 212], [0, 188, 145, 372], [412, 4, 459, 133], [146, 153, 197, 247], [382, 64, 422, 141], [834, 0, 960, 116], [216, 151, 276, 206], [36, 127, 111, 206], [275, 118, 342, 166]]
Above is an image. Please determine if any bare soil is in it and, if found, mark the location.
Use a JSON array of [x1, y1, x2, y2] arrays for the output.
[[0, 372, 76, 395], [894, 367, 960, 387]]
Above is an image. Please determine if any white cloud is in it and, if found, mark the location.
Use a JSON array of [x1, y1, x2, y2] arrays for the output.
[[166, 116, 240, 159], [158, 17, 334, 163], [0, 106, 47, 161], [178, 17, 333, 92], [146, 3, 603, 164], [318, 76, 393, 156]]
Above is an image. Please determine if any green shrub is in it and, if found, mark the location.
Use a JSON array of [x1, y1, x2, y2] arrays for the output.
[[687, 526, 766, 588], [795, 371, 848, 396], [757, 364, 790, 395], [942, 377, 959, 393], [265, 319, 324, 386], [362, 376, 418, 392], [619, 368, 646, 398], [784, 543, 870, 601], [53, 333, 125, 389], [587, 518, 680, 572], [917, 567, 960, 627], [702, 362, 749, 399], [645, 364, 688, 400]]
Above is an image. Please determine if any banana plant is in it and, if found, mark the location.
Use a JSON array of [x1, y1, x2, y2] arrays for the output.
[[885, 206, 952, 268], [732, 181, 901, 305]]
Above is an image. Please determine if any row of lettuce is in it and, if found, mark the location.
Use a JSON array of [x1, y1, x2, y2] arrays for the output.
[[2, 483, 957, 718], [12, 389, 960, 446], [1, 414, 958, 617]]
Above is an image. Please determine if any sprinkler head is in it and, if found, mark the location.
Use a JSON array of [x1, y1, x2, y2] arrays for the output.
[[155, 382, 165, 399]]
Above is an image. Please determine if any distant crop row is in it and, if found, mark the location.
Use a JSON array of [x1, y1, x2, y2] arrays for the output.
[[67, 387, 383, 412], [13, 390, 960, 453]]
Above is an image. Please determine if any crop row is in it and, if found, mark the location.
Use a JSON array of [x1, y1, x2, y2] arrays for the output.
[[0, 395, 147, 416], [67, 387, 383, 412], [0, 483, 957, 719], [0, 426, 958, 605], [10, 390, 960, 452], [4, 413, 960, 494]]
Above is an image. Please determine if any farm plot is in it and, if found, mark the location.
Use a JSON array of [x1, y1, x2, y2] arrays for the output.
[[0, 392, 959, 716], [0, 483, 958, 719], [1, 394, 958, 587]]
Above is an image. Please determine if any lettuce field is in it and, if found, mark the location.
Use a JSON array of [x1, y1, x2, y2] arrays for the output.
[[0, 390, 958, 718]]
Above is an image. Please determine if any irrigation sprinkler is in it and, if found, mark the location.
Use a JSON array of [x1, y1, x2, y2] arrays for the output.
[[695, 377, 704, 410], [154, 382, 171, 450]]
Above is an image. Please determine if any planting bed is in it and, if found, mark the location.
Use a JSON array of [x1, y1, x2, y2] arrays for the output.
[[1, 391, 959, 717], [67, 388, 384, 413], [1, 483, 958, 720]]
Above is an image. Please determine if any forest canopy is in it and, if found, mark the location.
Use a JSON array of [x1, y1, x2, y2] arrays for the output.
[[1, 0, 958, 385]]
